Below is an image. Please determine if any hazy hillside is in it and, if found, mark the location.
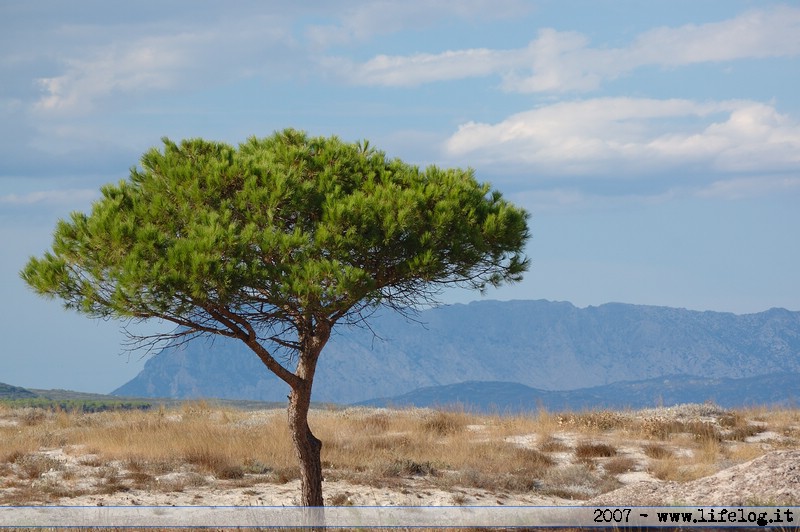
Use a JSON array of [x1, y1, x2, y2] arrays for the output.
[[0, 382, 38, 399], [357, 373, 800, 413], [113, 300, 800, 404]]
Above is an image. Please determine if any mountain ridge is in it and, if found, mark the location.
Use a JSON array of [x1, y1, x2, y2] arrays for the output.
[[112, 299, 800, 405], [356, 373, 800, 413]]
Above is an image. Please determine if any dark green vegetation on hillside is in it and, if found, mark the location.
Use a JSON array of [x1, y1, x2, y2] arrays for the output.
[[0, 396, 150, 413], [0, 383, 304, 412], [1, 397, 152, 413], [0, 382, 38, 399], [0, 384, 153, 412]]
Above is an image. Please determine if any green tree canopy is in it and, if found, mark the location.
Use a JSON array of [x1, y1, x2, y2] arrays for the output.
[[22, 129, 530, 507]]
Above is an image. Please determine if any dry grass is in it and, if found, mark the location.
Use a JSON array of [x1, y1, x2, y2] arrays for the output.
[[643, 443, 673, 459], [648, 456, 713, 482], [574, 442, 617, 459], [727, 442, 767, 462], [538, 435, 571, 453], [555, 410, 630, 432], [0, 402, 798, 505], [320, 409, 557, 493], [602, 456, 637, 475]]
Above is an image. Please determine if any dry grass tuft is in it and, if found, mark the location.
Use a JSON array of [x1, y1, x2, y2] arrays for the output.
[[15, 453, 64, 479], [638, 416, 722, 443], [643, 443, 673, 459], [726, 424, 765, 441], [557, 410, 628, 432], [727, 443, 766, 463], [421, 410, 468, 436], [328, 492, 354, 506], [638, 417, 687, 439], [648, 456, 716, 482], [574, 442, 616, 459], [602, 456, 637, 475], [686, 420, 723, 443], [538, 436, 571, 453], [184, 445, 244, 479], [514, 447, 556, 468], [540, 463, 618, 500], [382, 459, 437, 478]]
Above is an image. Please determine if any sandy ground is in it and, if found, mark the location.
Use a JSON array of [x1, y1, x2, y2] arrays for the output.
[[587, 449, 800, 506], [2, 403, 798, 529], [43, 446, 796, 508], [51, 448, 798, 508]]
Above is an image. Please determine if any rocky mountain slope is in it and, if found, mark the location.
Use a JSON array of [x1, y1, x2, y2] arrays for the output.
[[112, 300, 800, 404]]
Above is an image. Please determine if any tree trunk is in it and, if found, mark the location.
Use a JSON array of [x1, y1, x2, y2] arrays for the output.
[[287, 384, 324, 507], [287, 321, 330, 511]]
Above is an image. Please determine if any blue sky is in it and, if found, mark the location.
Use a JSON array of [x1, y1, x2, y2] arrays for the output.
[[1, 1, 799, 393]]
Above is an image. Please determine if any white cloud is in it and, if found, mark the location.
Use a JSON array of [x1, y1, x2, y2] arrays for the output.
[[655, 103, 800, 172], [332, 6, 800, 91], [27, 0, 532, 113], [34, 37, 187, 113], [323, 48, 515, 87], [31, 16, 295, 115], [500, 30, 606, 93], [443, 98, 800, 177], [509, 5, 800, 93], [630, 5, 800, 65]]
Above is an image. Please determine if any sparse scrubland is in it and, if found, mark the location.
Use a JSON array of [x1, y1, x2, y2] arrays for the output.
[[0, 401, 798, 508]]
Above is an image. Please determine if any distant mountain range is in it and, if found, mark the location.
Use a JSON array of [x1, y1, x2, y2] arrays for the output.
[[112, 299, 800, 408], [357, 373, 800, 413]]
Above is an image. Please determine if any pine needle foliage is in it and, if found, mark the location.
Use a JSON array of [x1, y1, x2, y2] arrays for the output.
[[22, 129, 529, 350]]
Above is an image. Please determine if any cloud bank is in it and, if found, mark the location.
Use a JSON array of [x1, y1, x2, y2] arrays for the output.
[[330, 6, 800, 91], [444, 97, 800, 180]]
